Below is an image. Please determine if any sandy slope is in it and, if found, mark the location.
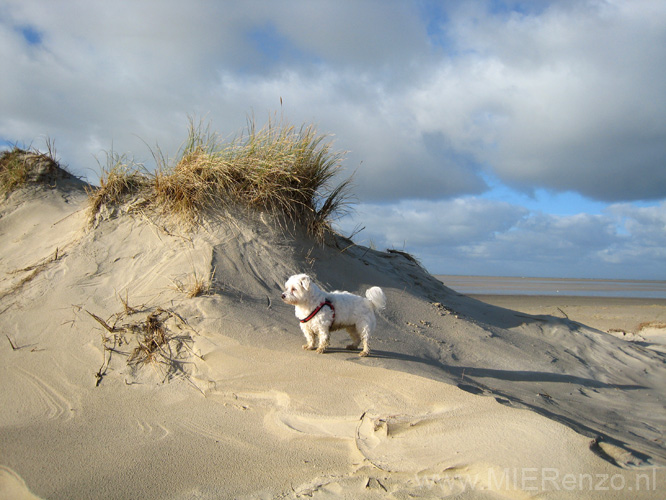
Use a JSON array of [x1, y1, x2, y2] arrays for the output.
[[1, 178, 664, 499]]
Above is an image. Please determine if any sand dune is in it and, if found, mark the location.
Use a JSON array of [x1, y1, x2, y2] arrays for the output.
[[1, 170, 664, 499]]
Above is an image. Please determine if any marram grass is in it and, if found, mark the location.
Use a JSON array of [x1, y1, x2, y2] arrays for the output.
[[0, 149, 30, 194], [87, 151, 152, 218], [88, 117, 353, 240], [0, 140, 62, 194]]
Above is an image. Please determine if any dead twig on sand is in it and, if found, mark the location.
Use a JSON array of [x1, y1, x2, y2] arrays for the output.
[[119, 290, 140, 315], [6, 334, 18, 351], [1, 247, 68, 301], [95, 335, 116, 387], [86, 310, 120, 333]]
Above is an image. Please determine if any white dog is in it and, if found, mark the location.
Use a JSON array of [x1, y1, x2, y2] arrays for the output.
[[281, 274, 386, 357]]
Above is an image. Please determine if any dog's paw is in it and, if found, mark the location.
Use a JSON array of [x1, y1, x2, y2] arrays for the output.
[[359, 350, 370, 357], [302, 344, 316, 351], [315, 346, 327, 354]]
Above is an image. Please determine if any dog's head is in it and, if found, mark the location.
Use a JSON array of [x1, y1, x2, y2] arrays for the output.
[[281, 274, 312, 305]]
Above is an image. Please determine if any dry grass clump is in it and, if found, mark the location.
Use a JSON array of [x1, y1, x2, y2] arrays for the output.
[[127, 310, 175, 368], [0, 149, 30, 193], [171, 268, 214, 298], [637, 321, 666, 331], [88, 298, 200, 388], [0, 142, 65, 194], [86, 152, 151, 223], [87, 116, 353, 239]]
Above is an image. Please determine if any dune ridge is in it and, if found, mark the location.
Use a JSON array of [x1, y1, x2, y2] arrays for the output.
[[1, 159, 664, 499]]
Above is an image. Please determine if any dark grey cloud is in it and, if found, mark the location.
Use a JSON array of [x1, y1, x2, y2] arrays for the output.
[[430, 0, 666, 202], [264, 0, 429, 72]]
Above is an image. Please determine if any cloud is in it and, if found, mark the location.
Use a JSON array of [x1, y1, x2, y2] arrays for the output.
[[1, 0, 664, 202], [414, 0, 666, 201], [601, 202, 666, 265], [260, 0, 429, 72], [344, 198, 527, 248], [0, 0, 474, 196], [342, 199, 666, 279], [210, 69, 489, 201]]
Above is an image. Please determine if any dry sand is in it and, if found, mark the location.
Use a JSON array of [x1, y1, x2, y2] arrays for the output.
[[1, 176, 665, 499]]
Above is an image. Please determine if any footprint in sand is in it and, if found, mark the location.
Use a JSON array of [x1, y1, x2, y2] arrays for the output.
[[134, 418, 170, 441], [277, 412, 359, 440]]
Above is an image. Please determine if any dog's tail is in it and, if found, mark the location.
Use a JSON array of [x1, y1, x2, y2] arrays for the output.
[[365, 286, 386, 311]]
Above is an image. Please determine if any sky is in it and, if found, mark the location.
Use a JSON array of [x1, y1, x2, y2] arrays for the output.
[[1, 0, 665, 280]]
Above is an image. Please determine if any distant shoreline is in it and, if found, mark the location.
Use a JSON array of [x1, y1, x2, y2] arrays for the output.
[[436, 275, 666, 299], [463, 294, 666, 336]]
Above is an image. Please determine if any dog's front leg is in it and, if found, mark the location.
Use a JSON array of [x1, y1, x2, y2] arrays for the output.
[[301, 326, 316, 350], [315, 328, 330, 354]]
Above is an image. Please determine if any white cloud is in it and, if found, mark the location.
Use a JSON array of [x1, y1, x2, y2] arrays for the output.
[[341, 199, 666, 279], [601, 202, 666, 265], [344, 198, 527, 248]]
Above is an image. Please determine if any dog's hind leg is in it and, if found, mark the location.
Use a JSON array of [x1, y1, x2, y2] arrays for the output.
[[345, 327, 361, 351], [358, 323, 371, 357]]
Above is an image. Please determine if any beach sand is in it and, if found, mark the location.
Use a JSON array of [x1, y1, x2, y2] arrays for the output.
[[1, 174, 665, 499], [470, 294, 666, 351]]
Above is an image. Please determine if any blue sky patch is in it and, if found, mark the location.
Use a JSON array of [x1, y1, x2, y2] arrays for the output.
[[18, 24, 43, 46], [247, 23, 316, 65]]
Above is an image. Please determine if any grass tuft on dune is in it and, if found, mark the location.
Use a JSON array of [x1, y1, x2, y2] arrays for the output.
[[0, 140, 65, 194], [87, 116, 353, 240]]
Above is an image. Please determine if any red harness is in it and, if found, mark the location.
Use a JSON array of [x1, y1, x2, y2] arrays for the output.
[[300, 300, 335, 323]]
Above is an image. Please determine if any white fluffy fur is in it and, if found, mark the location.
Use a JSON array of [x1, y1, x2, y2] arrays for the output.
[[281, 274, 386, 357]]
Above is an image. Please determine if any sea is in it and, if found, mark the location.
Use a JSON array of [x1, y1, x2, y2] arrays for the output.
[[436, 275, 666, 300]]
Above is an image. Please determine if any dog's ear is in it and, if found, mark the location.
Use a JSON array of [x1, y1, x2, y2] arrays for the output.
[[299, 275, 311, 291]]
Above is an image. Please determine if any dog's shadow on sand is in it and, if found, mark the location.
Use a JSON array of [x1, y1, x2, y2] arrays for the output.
[[323, 348, 647, 392], [323, 347, 448, 370]]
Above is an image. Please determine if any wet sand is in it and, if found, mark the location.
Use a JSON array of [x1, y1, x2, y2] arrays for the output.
[[470, 294, 666, 335], [437, 275, 666, 298]]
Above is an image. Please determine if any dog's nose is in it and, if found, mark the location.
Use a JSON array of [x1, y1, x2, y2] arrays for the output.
[[281, 293, 286, 299]]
